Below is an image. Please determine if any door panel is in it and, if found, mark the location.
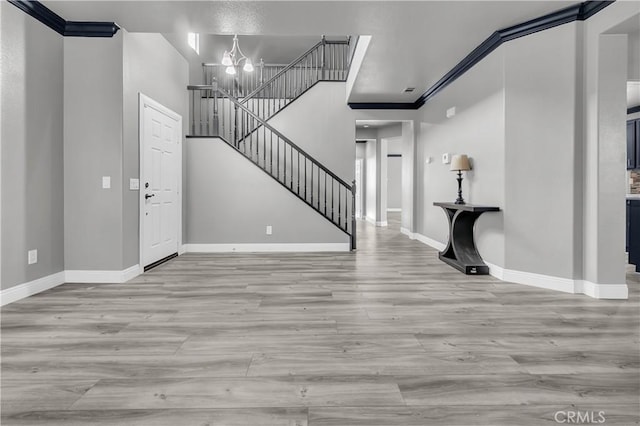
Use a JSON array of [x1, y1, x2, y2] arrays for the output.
[[142, 100, 180, 267]]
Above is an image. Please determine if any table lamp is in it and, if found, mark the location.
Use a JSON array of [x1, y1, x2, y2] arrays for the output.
[[450, 154, 471, 204]]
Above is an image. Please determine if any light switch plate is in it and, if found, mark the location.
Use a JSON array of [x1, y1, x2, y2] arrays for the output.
[[102, 176, 111, 189], [266, 225, 273, 235], [442, 153, 450, 164], [129, 178, 140, 190], [28, 249, 37, 265]]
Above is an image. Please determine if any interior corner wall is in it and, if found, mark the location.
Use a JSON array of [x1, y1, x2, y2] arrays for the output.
[[1, 3, 64, 290], [186, 138, 349, 245], [356, 143, 367, 215], [583, 2, 640, 288], [365, 140, 377, 222], [503, 22, 580, 280], [122, 31, 189, 268], [401, 121, 417, 232], [416, 47, 505, 267], [64, 34, 125, 271], [268, 82, 355, 184], [628, 25, 639, 81], [376, 137, 388, 224]]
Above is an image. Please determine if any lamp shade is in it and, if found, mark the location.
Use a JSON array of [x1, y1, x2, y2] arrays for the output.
[[243, 58, 254, 72], [221, 51, 233, 66], [450, 154, 471, 171]]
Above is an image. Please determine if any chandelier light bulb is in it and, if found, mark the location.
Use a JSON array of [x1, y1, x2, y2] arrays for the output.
[[221, 51, 233, 66], [243, 58, 254, 72], [225, 66, 236, 75]]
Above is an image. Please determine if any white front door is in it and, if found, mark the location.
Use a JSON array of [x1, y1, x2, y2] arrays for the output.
[[140, 95, 181, 267]]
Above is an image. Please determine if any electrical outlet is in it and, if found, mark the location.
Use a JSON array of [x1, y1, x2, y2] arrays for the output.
[[28, 249, 38, 265], [266, 225, 273, 235]]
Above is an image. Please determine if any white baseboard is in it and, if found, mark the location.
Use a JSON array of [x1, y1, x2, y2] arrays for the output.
[[185, 243, 350, 253], [400, 227, 415, 239], [364, 216, 387, 227], [414, 233, 446, 252], [0, 271, 65, 306], [178, 244, 187, 255], [484, 261, 628, 300], [65, 264, 140, 284], [485, 261, 505, 280], [486, 262, 576, 294], [0, 264, 142, 306], [400, 229, 447, 251], [407, 233, 629, 301], [387, 208, 402, 212], [580, 280, 628, 299]]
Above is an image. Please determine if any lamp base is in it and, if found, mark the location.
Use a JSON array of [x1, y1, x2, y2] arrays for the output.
[[454, 171, 465, 205]]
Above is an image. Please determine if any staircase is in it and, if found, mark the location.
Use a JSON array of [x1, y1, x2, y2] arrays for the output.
[[187, 37, 356, 249]]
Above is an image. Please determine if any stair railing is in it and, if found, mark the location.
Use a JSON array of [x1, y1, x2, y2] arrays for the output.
[[187, 83, 356, 248], [202, 61, 288, 99], [240, 38, 351, 119]]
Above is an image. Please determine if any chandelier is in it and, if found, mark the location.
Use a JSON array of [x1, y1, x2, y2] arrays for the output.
[[221, 34, 254, 75]]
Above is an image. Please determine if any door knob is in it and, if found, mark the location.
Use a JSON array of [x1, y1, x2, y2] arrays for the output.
[[145, 193, 155, 200]]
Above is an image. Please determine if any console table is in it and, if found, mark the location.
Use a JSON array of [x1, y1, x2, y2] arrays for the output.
[[433, 202, 500, 275]]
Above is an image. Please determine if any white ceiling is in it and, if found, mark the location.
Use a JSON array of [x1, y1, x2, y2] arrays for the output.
[[163, 33, 326, 66], [43, 1, 576, 103]]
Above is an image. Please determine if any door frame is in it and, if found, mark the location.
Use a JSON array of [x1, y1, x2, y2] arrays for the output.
[[355, 158, 364, 219], [138, 93, 183, 272]]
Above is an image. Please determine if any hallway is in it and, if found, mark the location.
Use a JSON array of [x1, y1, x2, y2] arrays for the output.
[[1, 214, 639, 425]]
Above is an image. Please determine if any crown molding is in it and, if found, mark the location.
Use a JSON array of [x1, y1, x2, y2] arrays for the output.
[[350, 1, 615, 110], [64, 21, 120, 37], [8, 0, 119, 37], [348, 102, 416, 110]]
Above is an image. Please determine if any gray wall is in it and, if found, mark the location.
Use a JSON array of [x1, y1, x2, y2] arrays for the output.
[[387, 156, 402, 210], [387, 138, 402, 210], [365, 140, 377, 222], [503, 22, 580, 279], [582, 2, 638, 288], [401, 121, 417, 232], [1, 3, 64, 290], [417, 47, 505, 267], [186, 138, 349, 245], [628, 27, 639, 81], [64, 35, 125, 271], [356, 143, 367, 216], [122, 31, 189, 268], [63, 31, 188, 272], [269, 82, 355, 184]]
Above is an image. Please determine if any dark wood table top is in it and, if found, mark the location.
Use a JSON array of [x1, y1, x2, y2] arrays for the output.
[[433, 202, 500, 212]]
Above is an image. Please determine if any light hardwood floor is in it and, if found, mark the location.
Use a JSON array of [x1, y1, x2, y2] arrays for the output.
[[1, 213, 639, 425]]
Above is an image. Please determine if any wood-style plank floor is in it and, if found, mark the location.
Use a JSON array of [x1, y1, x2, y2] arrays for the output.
[[2, 213, 639, 425]]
